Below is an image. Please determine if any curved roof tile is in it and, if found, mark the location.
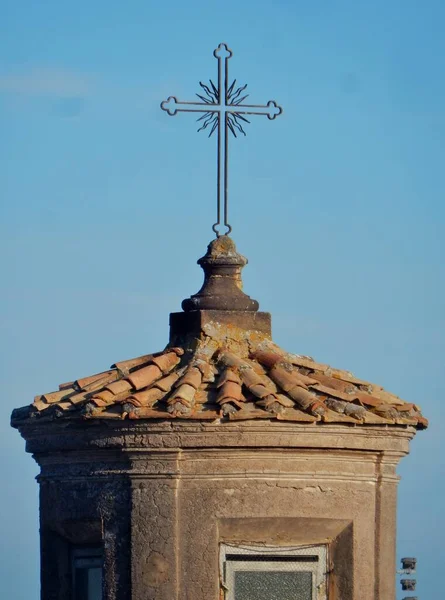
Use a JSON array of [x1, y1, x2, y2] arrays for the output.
[[13, 325, 427, 430]]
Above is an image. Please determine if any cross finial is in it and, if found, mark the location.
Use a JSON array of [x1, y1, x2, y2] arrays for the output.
[[161, 43, 282, 237]]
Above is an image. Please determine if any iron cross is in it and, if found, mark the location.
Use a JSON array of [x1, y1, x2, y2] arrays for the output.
[[161, 43, 282, 236]]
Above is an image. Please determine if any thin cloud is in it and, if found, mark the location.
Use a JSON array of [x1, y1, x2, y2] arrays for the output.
[[0, 67, 91, 97]]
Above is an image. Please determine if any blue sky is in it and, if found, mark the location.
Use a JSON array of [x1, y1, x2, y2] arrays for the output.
[[1, 1, 444, 597]]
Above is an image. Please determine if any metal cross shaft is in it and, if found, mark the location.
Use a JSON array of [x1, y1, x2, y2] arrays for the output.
[[161, 43, 282, 236]]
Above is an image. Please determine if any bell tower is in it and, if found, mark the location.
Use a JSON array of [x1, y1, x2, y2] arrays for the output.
[[11, 44, 428, 600]]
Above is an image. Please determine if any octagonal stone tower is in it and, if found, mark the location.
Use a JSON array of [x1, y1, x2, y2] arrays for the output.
[[11, 236, 427, 600]]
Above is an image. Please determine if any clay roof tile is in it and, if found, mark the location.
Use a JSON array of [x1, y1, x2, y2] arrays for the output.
[[41, 388, 76, 404], [276, 408, 319, 422], [153, 372, 180, 392], [217, 380, 243, 404], [126, 364, 162, 390], [112, 354, 154, 372], [152, 351, 182, 373], [168, 383, 197, 407], [67, 392, 90, 405], [16, 327, 427, 430], [309, 372, 356, 394], [105, 380, 133, 396], [268, 364, 309, 393], [176, 366, 202, 390], [76, 371, 115, 390], [310, 384, 354, 402], [32, 397, 49, 411], [58, 381, 74, 391], [217, 368, 242, 387], [321, 409, 357, 424], [127, 388, 164, 407], [91, 390, 115, 403], [194, 359, 216, 383]]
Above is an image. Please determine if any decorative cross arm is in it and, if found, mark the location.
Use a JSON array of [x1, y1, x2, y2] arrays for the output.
[[161, 96, 282, 120]]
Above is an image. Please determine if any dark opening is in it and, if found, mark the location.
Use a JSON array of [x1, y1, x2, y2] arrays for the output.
[[72, 546, 103, 600], [226, 554, 318, 563]]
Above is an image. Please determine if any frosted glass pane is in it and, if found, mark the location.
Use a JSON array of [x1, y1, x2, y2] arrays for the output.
[[234, 570, 312, 600]]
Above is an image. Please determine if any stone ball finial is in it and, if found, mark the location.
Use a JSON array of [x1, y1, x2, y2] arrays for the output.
[[181, 236, 259, 312]]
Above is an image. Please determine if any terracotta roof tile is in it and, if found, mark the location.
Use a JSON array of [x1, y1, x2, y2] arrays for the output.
[[354, 392, 387, 408], [321, 409, 357, 424], [112, 354, 154, 372], [395, 402, 415, 412], [152, 350, 182, 373], [127, 388, 164, 407], [249, 350, 282, 369], [195, 387, 214, 405], [58, 381, 74, 390], [89, 397, 109, 407], [79, 372, 115, 392], [274, 393, 297, 408], [106, 380, 133, 395], [276, 408, 319, 422], [329, 369, 372, 387], [217, 368, 241, 387], [268, 365, 309, 392], [195, 362, 216, 383], [217, 380, 244, 403], [369, 388, 405, 406], [127, 364, 162, 390], [361, 412, 393, 425], [92, 389, 115, 403], [256, 395, 286, 413], [169, 383, 196, 405], [415, 415, 429, 428], [32, 397, 48, 411], [247, 383, 273, 399], [153, 372, 181, 392], [56, 401, 75, 412], [228, 405, 275, 420], [13, 324, 427, 430], [76, 371, 115, 390], [288, 355, 329, 372], [311, 384, 354, 403], [176, 366, 202, 390], [42, 389, 76, 404], [309, 372, 356, 394], [127, 406, 173, 419], [68, 391, 89, 405]]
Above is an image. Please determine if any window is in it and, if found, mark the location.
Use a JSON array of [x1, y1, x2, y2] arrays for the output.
[[72, 546, 103, 600], [221, 544, 327, 600]]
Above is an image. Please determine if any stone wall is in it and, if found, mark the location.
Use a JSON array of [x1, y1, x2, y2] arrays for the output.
[[19, 420, 414, 600]]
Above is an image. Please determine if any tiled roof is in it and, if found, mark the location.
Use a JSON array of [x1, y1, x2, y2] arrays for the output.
[[13, 323, 427, 429]]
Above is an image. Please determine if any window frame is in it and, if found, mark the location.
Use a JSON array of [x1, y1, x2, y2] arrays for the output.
[[220, 543, 327, 600], [71, 545, 103, 600]]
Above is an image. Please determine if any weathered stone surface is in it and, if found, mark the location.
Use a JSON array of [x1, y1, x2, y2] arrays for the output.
[[169, 309, 272, 344], [181, 236, 259, 312], [16, 419, 413, 600], [39, 473, 131, 600]]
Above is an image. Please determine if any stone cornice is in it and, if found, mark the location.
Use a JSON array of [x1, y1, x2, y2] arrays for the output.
[[17, 419, 415, 458]]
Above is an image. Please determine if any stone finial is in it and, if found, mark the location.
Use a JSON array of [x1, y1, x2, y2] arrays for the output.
[[181, 236, 259, 312], [401, 579, 416, 591], [401, 557, 417, 572]]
